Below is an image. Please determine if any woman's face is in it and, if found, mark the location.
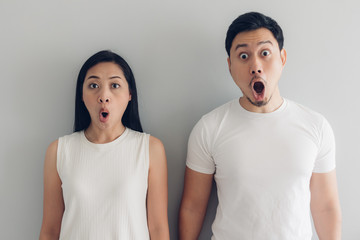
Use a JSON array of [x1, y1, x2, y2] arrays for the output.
[[82, 62, 131, 130]]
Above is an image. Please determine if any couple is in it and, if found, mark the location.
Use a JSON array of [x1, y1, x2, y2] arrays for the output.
[[39, 12, 341, 240]]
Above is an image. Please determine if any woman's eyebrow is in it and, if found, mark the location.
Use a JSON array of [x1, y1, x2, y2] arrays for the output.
[[109, 76, 122, 79], [85, 75, 122, 81], [86, 75, 99, 80]]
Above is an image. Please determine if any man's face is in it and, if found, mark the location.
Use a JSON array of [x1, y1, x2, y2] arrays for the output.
[[227, 28, 286, 112]]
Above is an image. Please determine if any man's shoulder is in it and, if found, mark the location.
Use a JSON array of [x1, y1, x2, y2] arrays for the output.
[[201, 99, 237, 123], [286, 99, 327, 126], [190, 99, 237, 136]]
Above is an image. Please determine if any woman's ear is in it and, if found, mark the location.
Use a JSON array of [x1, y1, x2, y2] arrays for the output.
[[280, 48, 287, 66]]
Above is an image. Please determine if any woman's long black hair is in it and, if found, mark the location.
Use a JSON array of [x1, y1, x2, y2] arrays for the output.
[[74, 50, 143, 132]]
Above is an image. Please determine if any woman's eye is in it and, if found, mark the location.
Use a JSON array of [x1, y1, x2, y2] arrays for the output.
[[89, 83, 99, 89], [261, 50, 270, 57], [112, 83, 120, 88], [240, 53, 248, 60]]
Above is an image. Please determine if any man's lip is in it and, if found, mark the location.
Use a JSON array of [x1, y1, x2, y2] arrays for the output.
[[250, 76, 265, 85], [250, 77, 266, 101]]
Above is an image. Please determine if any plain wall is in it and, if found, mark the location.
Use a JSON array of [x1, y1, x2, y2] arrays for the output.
[[1, 0, 359, 239]]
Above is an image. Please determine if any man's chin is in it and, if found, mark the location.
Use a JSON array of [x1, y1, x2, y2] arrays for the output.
[[246, 96, 270, 107]]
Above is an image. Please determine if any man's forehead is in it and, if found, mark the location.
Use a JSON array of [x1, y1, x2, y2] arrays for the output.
[[232, 28, 277, 49]]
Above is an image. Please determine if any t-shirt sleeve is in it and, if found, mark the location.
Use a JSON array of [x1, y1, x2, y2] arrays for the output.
[[186, 118, 215, 174], [313, 117, 336, 173]]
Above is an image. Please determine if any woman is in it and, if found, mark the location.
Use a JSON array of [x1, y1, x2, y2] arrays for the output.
[[39, 50, 169, 239]]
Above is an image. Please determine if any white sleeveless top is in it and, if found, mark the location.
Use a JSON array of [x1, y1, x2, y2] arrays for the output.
[[57, 128, 150, 240]]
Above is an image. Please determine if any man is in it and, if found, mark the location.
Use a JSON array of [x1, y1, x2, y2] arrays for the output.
[[179, 12, 341, 240]]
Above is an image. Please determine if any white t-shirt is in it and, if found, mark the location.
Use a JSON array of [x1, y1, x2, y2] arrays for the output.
[[186, 98, 336, 240]]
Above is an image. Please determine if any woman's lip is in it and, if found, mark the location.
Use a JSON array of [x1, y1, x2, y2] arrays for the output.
[[99, 109, 110, 123], [99, 108, 109, 114]]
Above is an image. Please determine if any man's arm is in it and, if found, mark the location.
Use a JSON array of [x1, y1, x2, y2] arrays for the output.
[[179, 167, 213, 240], [310, 169, 342, 240]]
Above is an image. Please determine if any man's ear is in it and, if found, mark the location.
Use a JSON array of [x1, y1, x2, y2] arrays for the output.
[[280, 48, 287, 67], [227, 57, 231, 74]]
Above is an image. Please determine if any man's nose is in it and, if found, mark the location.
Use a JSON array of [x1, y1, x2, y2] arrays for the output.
[[251, 69, 262, 74], [250, 58, 263, 75]]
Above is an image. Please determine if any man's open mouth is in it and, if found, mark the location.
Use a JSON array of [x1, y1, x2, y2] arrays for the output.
[[253, 81, 264, 94], [251, 80, 266, 101]]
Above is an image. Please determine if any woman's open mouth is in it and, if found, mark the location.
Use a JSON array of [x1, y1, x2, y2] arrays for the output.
[[99, 110, 109, 123]]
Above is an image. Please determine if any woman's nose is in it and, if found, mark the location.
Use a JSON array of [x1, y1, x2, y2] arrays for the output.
[[98, 97, 110, 103]]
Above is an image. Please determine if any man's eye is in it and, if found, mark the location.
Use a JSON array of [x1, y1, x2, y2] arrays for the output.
[[240, 53, 248, 60], [112, 83, 120, 88], [89, 83, 99, 89], [261, 50, 270, 56]]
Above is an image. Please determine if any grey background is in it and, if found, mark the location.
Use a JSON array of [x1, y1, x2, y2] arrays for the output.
[[1, 0, 359, 239]]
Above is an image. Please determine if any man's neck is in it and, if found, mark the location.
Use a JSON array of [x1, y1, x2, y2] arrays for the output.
[[239, 91, 283, 113]]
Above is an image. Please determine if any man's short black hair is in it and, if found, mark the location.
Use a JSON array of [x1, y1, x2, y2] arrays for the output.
[[225, 12, 284, 56]]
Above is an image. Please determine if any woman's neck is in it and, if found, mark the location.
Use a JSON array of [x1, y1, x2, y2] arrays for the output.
[[84, 124, 126, 144]]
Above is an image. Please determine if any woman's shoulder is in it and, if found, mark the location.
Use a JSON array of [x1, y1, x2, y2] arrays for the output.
[[127, 129, 162, 144], [126, 128, 150, 139], [45, 131, 82, 157], [46, 139, 59, 155], [149, 135, 164, 150], [44, 139, 59, 171], [58, 131, 82, 140], [126, 128, 164, 152], [149, 135, 165, 160], [57, 131, 83, 146]]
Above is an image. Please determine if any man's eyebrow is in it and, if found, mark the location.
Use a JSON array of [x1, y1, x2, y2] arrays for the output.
[[258, 40, 273, 46], [234, 40, 273, 51], [234, 43, 248, 51]]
